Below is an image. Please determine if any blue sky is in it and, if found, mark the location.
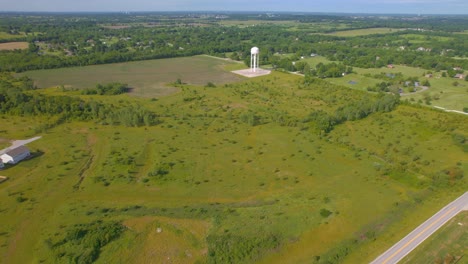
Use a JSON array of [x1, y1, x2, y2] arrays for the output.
[[2, 0, 467, 14]]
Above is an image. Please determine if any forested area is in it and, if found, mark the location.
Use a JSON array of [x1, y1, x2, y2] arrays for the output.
[[0, 13, 466, 72]]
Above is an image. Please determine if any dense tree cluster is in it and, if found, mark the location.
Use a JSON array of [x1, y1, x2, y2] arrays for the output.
[[81, 82, 129, 95], [304, 90, 400, 133]]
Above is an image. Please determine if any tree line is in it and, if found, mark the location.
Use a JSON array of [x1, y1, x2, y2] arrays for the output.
[[0, 13, 466, 73], [0, 73, 159, 128]]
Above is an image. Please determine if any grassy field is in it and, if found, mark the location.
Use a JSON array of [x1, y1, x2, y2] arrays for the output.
[[219, 20, 297, 27], [19, 55, 245, 97], [0, 42, 28, 51], [0, 32, 25, 41], [1, 64, 467, 264], [400, 211, 467, 264], [323, 28, 403, 37], [298, 56, 468, 111]]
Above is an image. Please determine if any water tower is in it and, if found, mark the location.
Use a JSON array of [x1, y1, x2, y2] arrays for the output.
[[250, 47, 260, 72]]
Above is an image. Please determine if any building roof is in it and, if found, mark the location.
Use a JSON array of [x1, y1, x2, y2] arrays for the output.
[[4, 145, 30, 157]]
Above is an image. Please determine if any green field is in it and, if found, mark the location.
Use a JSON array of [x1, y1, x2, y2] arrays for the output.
[[401, 211, 467, 264], [299, 56, 468, 111], [19, 55, 245, 97], [324, 28, 404, 37], [1, 58, 468, 264]]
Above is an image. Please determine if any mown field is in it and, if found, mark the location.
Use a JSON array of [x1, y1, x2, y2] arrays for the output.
[[401, 211, 467, 264], [0, 42, 28, 51], [19, 55, 245, 97], [323, 28, 404, 37], [1, 58, 467, 264]]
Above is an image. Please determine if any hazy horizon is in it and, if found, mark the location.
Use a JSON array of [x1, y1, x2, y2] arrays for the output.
[[2, 0, 467, 15]]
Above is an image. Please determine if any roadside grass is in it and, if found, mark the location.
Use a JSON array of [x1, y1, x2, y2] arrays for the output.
[[400, 211, 467, 264], [1, 65, 467, 263], [0, 42, 28, 51], [19, 55, 244, 98]]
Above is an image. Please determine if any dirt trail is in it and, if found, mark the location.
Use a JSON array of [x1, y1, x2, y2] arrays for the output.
[[0, 136, 41, 155]]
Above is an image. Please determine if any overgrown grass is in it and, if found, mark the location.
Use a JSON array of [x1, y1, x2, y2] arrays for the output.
[[0, 68, 467, 264]]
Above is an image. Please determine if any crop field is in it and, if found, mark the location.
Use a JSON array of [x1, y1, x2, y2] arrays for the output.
[[324, 28, 403, 37], [0, 42, 28, 51], [1, 65, 467, 264], [19, 55, 245, 97], [401, 211, 467, 264]]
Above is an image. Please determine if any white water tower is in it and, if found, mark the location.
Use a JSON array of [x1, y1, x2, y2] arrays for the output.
[[250, 47, 259, 72]]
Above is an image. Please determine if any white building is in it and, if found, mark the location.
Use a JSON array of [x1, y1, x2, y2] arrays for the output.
[[1, 146, 30, 164]]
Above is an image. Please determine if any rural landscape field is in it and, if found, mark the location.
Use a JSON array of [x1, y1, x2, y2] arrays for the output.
[[0, 7, 467, 264]]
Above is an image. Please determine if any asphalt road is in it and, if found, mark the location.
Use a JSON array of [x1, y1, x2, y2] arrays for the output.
[[371, 191, 468, 264]]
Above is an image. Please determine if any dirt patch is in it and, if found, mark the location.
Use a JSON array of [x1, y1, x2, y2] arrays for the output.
[[224, 103, 247, 109], [0, 42, 28, 51]]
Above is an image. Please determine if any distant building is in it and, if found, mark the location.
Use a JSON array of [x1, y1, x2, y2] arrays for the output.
[[387, 64, 395, 69], [454, 74, 465, 79], [0, 146, 30, 164], [425, 74, 433, 78]]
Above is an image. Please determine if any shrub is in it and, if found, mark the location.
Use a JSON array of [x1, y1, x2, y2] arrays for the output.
[[320, 208, 332, 218]]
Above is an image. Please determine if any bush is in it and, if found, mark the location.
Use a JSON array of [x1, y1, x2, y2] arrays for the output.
[[320, 208, 332, 218], [207, 233, 280, 263], [51, 221, 125, 264]]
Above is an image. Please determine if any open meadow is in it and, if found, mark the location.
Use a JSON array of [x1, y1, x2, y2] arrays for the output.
[[1, 57, 467, 263], [19, 55, 245, 97], [323, 28, 404, 37]]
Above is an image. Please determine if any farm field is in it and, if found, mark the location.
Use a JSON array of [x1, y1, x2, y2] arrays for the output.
[[0, 42, 28, 51], [323, 28, 404, 37], [400, 211, 467, 264], [1, 65, 467, 264], [19, 55, 245, 97]]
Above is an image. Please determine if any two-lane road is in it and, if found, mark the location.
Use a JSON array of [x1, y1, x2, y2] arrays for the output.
[[371, 192, 468, 264]]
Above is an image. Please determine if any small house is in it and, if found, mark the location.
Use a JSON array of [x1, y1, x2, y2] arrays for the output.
[[387, 64, 395, 69], [454, 74, 464, 79], [0, 146, 30, 164]]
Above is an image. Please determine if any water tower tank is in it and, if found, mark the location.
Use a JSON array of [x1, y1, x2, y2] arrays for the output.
[[251, 47, 259, 54]]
